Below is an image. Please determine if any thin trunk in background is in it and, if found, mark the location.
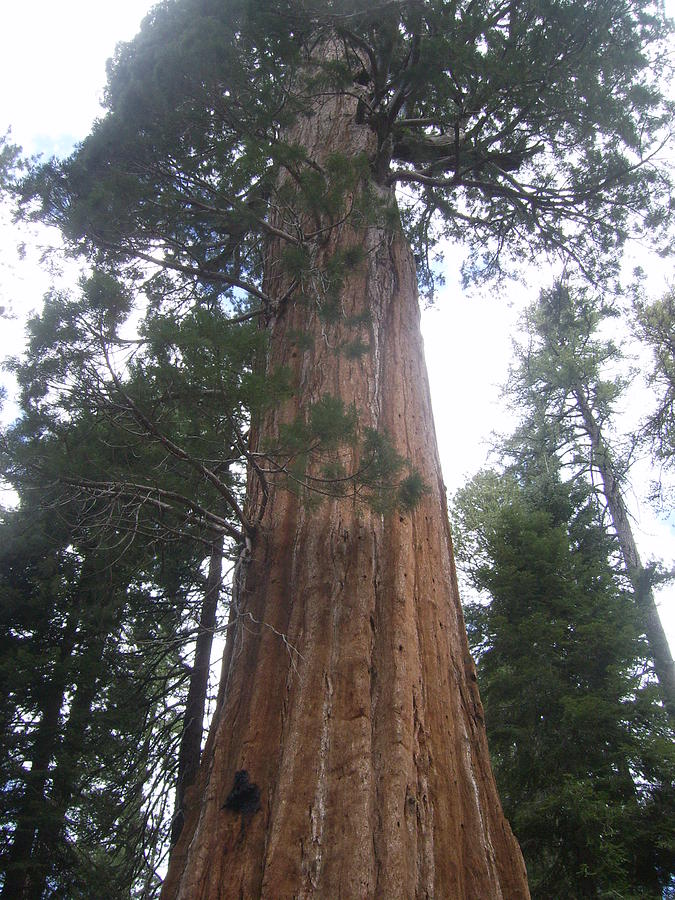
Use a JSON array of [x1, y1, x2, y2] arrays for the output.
[[171, 535, 224, 847], [0, 613, 79, 900], [574, 384, 675, 720]]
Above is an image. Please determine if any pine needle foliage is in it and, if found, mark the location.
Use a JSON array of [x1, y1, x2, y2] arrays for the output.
[[452, 467, 675, 898], [634, 289, 675, 478]]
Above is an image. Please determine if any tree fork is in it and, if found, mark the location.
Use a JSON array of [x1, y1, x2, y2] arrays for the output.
[[161, 87, 528, 899]]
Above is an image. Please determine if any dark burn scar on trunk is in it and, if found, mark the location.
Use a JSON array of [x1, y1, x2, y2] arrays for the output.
[[222, 770, 261, 816]]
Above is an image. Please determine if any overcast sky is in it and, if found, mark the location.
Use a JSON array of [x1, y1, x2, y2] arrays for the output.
[[0, 0, 673, 651]]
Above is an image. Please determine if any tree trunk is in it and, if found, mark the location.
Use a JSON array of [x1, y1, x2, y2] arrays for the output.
[[27, 617, 115, 900], [0, 613, 79, 900], [171, 536, 224, 847], [574, 385, 675, 720], [162, 88, 529, 900]]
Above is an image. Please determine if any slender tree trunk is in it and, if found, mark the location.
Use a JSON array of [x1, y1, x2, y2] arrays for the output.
[[162, 89, 529, 899], [0, 615, 78, 900], [171, 536, 224, 847], [27, 620, 114, 900], [574, 385, 675, 720], [2, 556, 123, 899]]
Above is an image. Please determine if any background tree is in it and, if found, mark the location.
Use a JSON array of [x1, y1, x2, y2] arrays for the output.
[[451, 464, 674, 898], [0, 500, 166, 898], [7, 0, 674, 895], [0, 346, 238, 897], [505, 281, 675, 719]]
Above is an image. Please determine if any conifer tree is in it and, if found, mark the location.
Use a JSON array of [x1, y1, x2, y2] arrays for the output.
[[10, 0, 675, 895], [506, 282, 675, 720], [0, 397, 232, 895], [452, 465, 675, 898]]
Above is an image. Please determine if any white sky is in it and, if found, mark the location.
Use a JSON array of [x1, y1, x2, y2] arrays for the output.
[[0, 1, 673, 652]]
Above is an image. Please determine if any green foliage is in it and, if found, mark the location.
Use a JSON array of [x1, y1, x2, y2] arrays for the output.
[[83, 269, 133, 326], [278, 395, 352, 455], [341, 337, 370, 359], [341, 245, 366, 270], [503, 281, 631, 493], [288, 329, 314, 351], [282, 245, 311, 279], [358, 428, 427, 513], [0, 131, 21, 193], [317, 298, 340, 324], [309, 394, 357, 447], [271, 400, 426, 512], [0, 498, 207, 897], [16, 0, 673, 301], [397, 471, 429, 512], [503, 280, 675, 725], [634, 289, 675, 475], [358, 427, 404, 488], [452, 467, 675, 898]]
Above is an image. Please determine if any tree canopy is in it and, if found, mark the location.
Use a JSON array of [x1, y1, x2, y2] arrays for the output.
[[20, 0, 673, 297]]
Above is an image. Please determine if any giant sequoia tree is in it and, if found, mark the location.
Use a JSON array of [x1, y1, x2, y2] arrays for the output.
[[16, 0, 673, 896]]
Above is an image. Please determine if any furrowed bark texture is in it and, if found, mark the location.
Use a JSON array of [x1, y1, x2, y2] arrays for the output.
[[162, 90, 529, 899]]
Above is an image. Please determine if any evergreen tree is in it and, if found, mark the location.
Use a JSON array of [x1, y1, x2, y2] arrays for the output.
[[505, 281, 675, 720], [7, 0, 674, 895], [0, 492, 190, 897], [0, 404, 231, 896], [452, 466, 675, 898]]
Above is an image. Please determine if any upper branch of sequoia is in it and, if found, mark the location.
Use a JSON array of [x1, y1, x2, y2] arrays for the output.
[[15, 0, 673, 293]]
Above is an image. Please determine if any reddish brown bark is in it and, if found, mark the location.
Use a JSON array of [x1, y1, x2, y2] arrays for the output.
[[162, 90, 529, 899]]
